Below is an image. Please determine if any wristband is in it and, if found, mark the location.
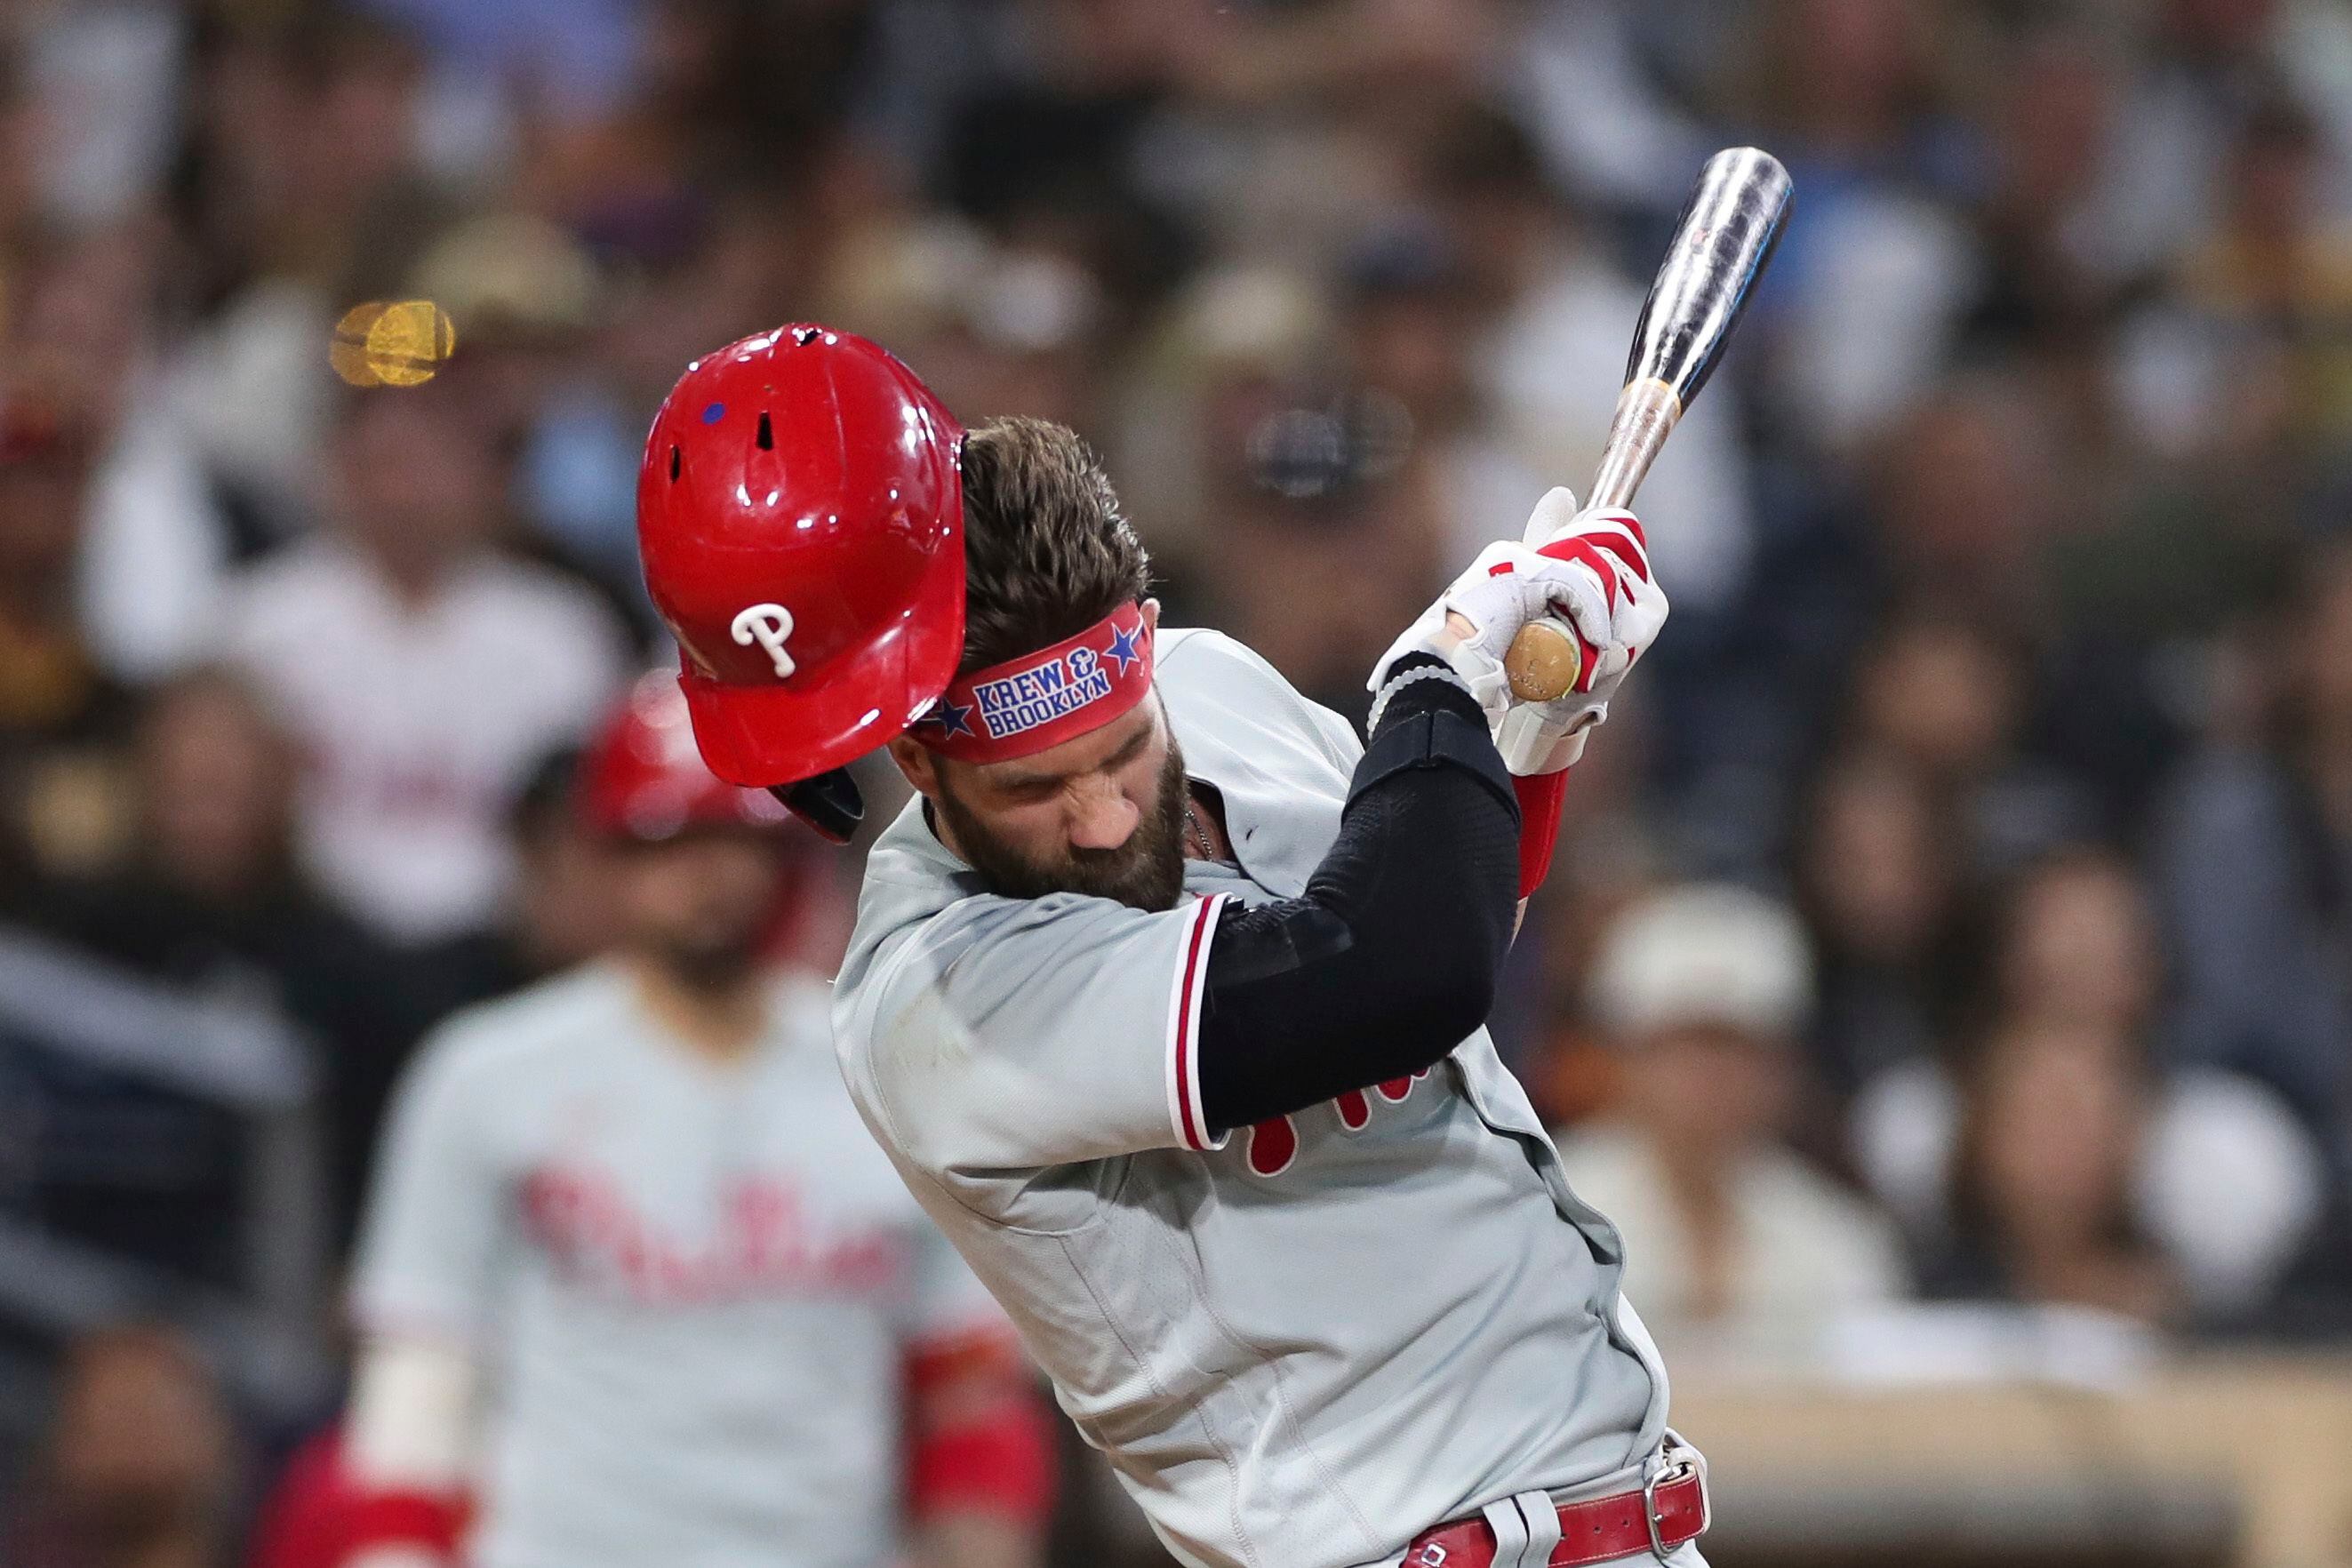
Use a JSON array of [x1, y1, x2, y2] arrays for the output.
[[1366, 661, 1471, 736]]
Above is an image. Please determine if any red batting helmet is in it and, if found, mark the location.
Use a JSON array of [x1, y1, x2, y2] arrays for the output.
[[636, 325, 965, 798], [577, 672, 799, 841]]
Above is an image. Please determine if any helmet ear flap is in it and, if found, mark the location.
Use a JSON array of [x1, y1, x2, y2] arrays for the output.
[[773, 767, 863, 844]]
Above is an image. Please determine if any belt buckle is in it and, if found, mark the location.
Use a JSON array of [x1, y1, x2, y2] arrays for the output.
[[1641, 1440, 1709, 1561]]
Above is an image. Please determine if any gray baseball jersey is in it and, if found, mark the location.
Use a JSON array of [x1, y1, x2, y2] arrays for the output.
[[354, 961, 1003, 1568], [834, 628, 1696, 1568]]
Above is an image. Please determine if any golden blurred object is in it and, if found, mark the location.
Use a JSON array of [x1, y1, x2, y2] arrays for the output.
[[330, 300, 457, 388]]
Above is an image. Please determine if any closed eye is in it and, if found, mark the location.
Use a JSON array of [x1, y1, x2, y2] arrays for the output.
[[1101, 728, 1153, 772]]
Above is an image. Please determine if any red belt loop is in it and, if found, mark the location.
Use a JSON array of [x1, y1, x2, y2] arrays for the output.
[[1402, 1445, 1709, 1568]]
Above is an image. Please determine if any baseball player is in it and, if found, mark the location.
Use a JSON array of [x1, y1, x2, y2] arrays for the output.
[[636, 327, 1704, 1568], [330, 674, 1054, 1568]]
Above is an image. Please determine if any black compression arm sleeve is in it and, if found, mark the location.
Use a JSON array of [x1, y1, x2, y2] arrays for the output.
[[1193, 658, 1521, 1134]]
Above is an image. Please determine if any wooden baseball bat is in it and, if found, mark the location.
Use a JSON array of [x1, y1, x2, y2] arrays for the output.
[[1500, 147, 1792, 702]]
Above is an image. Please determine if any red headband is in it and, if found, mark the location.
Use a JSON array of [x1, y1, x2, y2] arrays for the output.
[[914, 602, 1154, 763]]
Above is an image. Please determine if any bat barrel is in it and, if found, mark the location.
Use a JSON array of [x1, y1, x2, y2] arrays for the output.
[[1621, 147, 1791, 408]]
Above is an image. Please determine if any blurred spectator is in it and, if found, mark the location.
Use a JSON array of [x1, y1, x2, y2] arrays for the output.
[[161, 12, 436, 552], [1961, 25, 2132, 356], [399, 742, 621, 1028], [213, 380, 628, 945], [16, 4, 185, 228], [517, 189, 821, 612], [0, 42, 39, 256], [1838, 604, 2097, 876], [1995, 845, 2165, 1037], [2156, 540, 2352, 1159], [2139, 92, 2352, 484], [839, 220, 1107, 430], [1742, 0, 1978, 456], [0, 382, 136, 899], [1914, 1019, 2182, 1326], [1864, 382, 2063, 628], [1510, 0, 1709, 214], [353, 0, 643, 159], [49, 219, 241, 689], [1794, 749, 1967, 1094], [1554, 884, 1908, 1372], [1107, 260, 1332, 565], [1859, 849, 2326, 1324], [28, 668, 425, 1249], [2101, 0, 2339, 291], [1183, 229, 1460, 721], [4, 1325, 237, 1568]]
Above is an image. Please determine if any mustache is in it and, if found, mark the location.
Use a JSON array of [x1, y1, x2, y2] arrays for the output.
[[940, 744, 1191, 913]]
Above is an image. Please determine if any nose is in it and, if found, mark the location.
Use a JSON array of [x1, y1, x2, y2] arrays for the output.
[[1066, 776, 1140, 852]]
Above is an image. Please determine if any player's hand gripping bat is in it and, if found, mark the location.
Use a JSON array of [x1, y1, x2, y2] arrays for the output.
[[1500, 147, 1791, 703]]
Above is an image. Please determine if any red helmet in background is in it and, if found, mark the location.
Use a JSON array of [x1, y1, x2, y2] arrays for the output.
[[577, 672, 800, 841], [636, 325, 965, 800]]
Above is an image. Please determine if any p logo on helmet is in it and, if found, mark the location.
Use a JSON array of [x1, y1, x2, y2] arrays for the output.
[[731, 604, 797, 679]]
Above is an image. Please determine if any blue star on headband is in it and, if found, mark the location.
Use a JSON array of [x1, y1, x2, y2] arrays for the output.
[[923, 697, 977, 739], [1103, 620, 1145, 676]]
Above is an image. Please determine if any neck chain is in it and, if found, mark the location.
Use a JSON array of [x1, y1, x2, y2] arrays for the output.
[[1182, 796, 1217, 861]]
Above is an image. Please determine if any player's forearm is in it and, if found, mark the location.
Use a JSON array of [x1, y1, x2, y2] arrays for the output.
[[348, 1337, 474, 1487], [1195, 660, 1519, 1131], [342, 1337, 476, 1565]]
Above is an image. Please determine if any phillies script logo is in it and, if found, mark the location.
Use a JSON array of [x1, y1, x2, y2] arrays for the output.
[[970, 644, 1113, 740], [522, 1166, 906, 1304], [1244, 1070, 1430, 1178]]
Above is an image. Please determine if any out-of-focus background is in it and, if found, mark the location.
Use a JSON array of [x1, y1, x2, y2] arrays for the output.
[[2, 0, 2352, 1564]]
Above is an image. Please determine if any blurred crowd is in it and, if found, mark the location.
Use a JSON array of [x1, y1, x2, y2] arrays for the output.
[[5, 0, 2352, 1561]]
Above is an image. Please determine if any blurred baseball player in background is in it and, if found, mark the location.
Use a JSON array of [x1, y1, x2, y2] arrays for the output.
[[313, 675, 1053, 1568], [636, 327, 1702, 1568]]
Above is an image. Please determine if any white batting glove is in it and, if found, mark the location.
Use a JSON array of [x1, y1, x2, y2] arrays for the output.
[[1369, 492, 1620, 730], [1492, 488, 1667, 775]]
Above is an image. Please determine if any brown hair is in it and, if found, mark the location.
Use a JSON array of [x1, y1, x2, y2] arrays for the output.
[[956, 418, 1149, 674]]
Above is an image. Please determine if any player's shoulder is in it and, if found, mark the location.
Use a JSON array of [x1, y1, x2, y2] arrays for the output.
[[835, 836, 1064, 1040], [407, 961, 634, 1088], [1156, 626, 1292, 700], [1156, 626, 1361, 774]]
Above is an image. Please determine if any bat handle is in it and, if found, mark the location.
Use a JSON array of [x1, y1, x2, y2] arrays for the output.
[[1502, 379, 1684, 703]]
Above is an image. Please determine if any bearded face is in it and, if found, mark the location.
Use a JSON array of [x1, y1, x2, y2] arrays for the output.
[[934, 740, 1189, 913]]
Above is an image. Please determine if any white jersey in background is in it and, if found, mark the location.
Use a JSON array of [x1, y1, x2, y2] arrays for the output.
[[354, 961, 1004, 1568], [834, 628, 1691, 1568], [218, 539, 627, 943]]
